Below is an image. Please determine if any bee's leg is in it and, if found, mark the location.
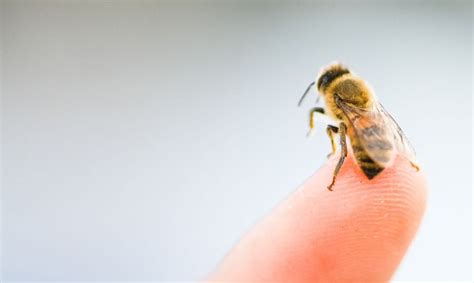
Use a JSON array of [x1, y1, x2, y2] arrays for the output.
[[327, 122, 347, 191], [307, 107, 325, 137], [410, 161, 420, 171], [326, 125, 339, 158]]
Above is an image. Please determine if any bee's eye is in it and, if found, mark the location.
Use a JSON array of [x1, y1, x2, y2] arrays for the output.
[[322, 75, 330, 85], [318, 73, 331, 89], [318, 68, 350, 90]]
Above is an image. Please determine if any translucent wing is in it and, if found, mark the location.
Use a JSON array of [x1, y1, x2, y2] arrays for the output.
[[377, 102, 417, 161], [335, 96, 414, 167]]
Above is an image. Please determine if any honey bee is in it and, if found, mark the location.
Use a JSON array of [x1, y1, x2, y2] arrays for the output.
[[299, 63, 419, 191]]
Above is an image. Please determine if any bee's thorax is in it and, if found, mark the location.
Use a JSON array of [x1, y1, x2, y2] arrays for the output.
[[322, 75, 375, 121]]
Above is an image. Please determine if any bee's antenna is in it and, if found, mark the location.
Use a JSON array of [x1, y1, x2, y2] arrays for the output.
[[297, 81, 315, 107]]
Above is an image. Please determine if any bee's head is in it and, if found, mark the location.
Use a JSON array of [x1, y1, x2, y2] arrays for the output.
[[317, 63, 350, 92]]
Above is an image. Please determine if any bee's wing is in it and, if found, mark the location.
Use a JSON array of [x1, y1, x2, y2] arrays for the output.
[[335, 97, 397, 167], [376, 102, 417, 161]]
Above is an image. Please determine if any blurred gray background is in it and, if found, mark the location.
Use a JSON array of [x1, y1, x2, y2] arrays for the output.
[[1, 0, 472, 281]]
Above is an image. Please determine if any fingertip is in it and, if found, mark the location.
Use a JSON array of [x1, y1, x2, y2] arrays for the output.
[[208, 155, 427, 282]]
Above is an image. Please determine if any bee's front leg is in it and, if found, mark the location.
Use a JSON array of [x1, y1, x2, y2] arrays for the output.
[[327, 122, 347, 191], [307, 107, 339, 158], [307, 107, 325, 137]]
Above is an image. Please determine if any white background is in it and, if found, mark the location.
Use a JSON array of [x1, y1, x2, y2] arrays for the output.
[[2, 1, 472, 281]]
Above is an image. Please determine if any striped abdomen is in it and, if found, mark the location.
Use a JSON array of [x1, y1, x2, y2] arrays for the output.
[[348, 124, 393, 179]]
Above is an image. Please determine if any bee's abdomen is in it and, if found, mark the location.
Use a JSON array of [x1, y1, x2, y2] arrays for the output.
[[351, 136, 391, 180], [354, 152, 384, 179]]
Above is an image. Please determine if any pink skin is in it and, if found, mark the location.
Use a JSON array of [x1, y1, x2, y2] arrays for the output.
[[207, 154, 427, 282]]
